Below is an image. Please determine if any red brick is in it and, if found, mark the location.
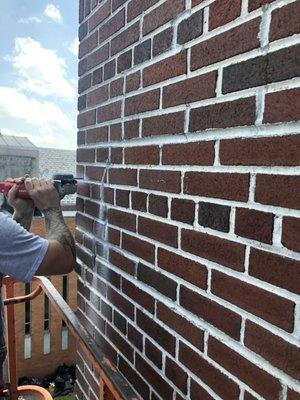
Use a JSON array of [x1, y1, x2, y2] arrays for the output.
[[112, 0, 127, 11], [138, 216, 178, 247], [96, 147, 108, 162], [125, 71, 140, 93], [110, 77, 124, 98], [148, 194, 168, 217], [119, 357, 150, 399], [87, 85, 108, 107], [209, 0, 241, 30], [124, 119, 139, 140], [107, 324, 134, 361], [108, 208, 136, 232], [211, 270, 295, 332], [220, 135, 300, 166], [192, 0, 204, 5], [282, 216, 300, 252], [77, 148, 95, 163], [111, 22, 139, 55], [111, 147, 123, 164], [125, 89, 160, 116], [158, 248, 208, 289], [134, 39, 151, 65], [248, 0, 275, 11], [92, 66, 103, 85], [122, 279, 155, 313], [127, 0, 159, 21], [171, 198, 195, 224], [86, 44, 109, 71], [108, 227, 120, 246], [182, 228, 245, 271], [78, 109, 96, 128], [163, 141, 214, 165], [157, 302, 205, 349], [77, 182, 91, 197], [99, 10, 125, 43], [140, 170, 181, 193], [78, 74, 91, 92], [244, 392, 257, 400], [143, 0, 185, 35], [104, 187, 114, 204], [97, 100, 121, 122], [235, 208, 274, 244], [108, 168, 137, 186], [88, 1, 110, 31], [115, 189, 129, 207], [287, 389, 300, 400], [249, 248, 300, 294], [145, 339, 163, 369], [117, 49, 132, 73], [104, 59, 116, 80], [79, 31, 98, 58], [153, 27, 173, 56], [190, 381, 215, 400], [165, 357, 188, 394], [264, 88, 300, 124], [190, 97, 256, 132], [245, 321, 300, 381], [85, 199, 100, 218], [86, 166, 105, 181], [109, 249, 135, 275], [143, 51, 186, 87], [128, 324, 143, 351], [122, 233, 155, 263], [142, 112, 184, 137], [255, 174, 300, 210], [191, 18, 260, 70], [163, 71, 216, 107], [110, 123, 122, 141], [86, 126, 108, 143], [131, 191, 147, 212], [107, 287, 134, 319], [184, 172, 249, 202], [179, 342, 240, 400], [270, 2, 300, 42], [124, 146, 159, 165], [208, 336, 281, 400]]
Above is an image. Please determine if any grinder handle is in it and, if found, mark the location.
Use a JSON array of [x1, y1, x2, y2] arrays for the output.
[[0, 182, 30, 199]]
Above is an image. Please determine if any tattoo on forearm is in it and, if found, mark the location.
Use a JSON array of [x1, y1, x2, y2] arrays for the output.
[[43, 207, 76, 259], [13, 212, 33, 231]]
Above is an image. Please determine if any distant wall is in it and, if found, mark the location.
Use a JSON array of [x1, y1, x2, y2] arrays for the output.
[[76, 0, 300, 399], [0, 155, 38, 181]]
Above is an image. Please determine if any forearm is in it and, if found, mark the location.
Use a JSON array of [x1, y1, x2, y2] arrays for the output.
[[13, 210, 33, 231], [43, 207, 76, 260]]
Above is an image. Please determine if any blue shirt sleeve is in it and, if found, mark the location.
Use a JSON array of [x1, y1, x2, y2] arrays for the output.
[[0, 212, 49, 283]]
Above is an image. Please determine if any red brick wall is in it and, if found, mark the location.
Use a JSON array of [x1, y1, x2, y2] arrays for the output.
[[76, 0, 300, 399]]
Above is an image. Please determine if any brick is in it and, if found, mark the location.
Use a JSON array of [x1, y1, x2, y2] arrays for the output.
[[110, 123, 122, 141], [78, 109, 96, 128], [137, 310, 176, 355], [235, 208, 274, 243], [85, 199, 100, 218], [182, 228, 245, 271], [127, 0, 159, 22], [190, 380, 215, 400], [77, 148, 95, 163], [140, 170, 181, 193], [163, 71, 217, 107], [184, 172, 250, 202], [126, 71, 140, 92], [77, 182, 90, 197], [223, 45, 300, 93], [138, 216, 178, 247], [122, 279, 155, 313], [163, 141, 214, 166], [137, 263, 177, 300], [111, 22, 140, 55], [248, 0, 275, 11], [125, 89, 160, 116], [148, 194, 168, 217], [103, 59, 116, 80], [79, 31, 98, 58], [143, 51, 186, 87], [143, 0, 185, 35], [220, 135, 300, 166], [153, 27, 173, 56], [244, 392, 257, 400], [179, 342, 240, 400], [97, 261, 121, 288], [282, 216, 300, 252], [107, 286, 134, 319], [211, 270, 295, 332], [177, 10, 203, 44], [86, 166, 105, 181], [165, 357, 188, 394], [115, 189, 130, 207], [124, 146, 159, 165], [110, 77, 124, 98], [99, 10, 125, 43], [191, 18, 260, 70], [108, 227, 120, 246], [86, 85, 108, 107], [255, 174, 300, 210], [158, 248, 208, 289], [112, 0, 127, 12], [128, 324, 143, 351], [134, 39, 151, 65], [198, 202, 231, 232], [287, 389, 300, 400], [190, 97, 256, 132], [88, 1, 110, 31], [97, 100, 121, 122], [109, 249, 135, 275], [136, 354, 174, 399], [245, 321, 300, 381], [113, 310, 127, 335], [86, 126, 108, 143], [119, 356, 150, 399], [78, 94, 86, 111], [249, 248, 300, 294], [124, 119, 139, 139], [264, 88, 300, 124], [157, 302, 205, 348], [180, 285, 241, 339], [104, 187, 114, 204], [209, 0, 241, 30], [270, 2, 300, 42], [108, 208, 136, 231], [131, 191, 147, 212], [122, 233, 155, 263], [117, 49, 132, 73], [108, 168, 137, 186], [79, 21, 88, 41], [86, 44, 109, 71], [84, 0, 91, 17], [145, 339, 163, 368], [142, 112, 184, 137], [171, 198, 195, 224], [78, 74, 92, 93], [208, 336, 281, 400], [79, 0, 84, 22], [92, 67, 103, 85]]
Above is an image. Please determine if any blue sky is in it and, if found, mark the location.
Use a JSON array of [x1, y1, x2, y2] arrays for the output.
[[0, 1, 78, 149]]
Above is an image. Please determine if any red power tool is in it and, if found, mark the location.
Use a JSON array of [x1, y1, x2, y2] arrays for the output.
[[0, 174, 77, 200]]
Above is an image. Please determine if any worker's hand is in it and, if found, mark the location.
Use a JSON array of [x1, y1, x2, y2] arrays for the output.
[[25, 178, 60, 211], [6, 177, 34, 216]]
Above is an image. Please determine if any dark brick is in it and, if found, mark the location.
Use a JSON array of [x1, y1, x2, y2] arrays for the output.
[[113, 310, 127, 335], [86, 126, 108, 143], [143, 0, 185, 35], [122, 279, 155, 313], [124, 146, 159, 165], [177, 10, 203, 44], [88, 1, 110, 31], [99, 10, 125, 43], [165, 357, 188, 394], [108, 208, 136, 231], [97, 261, 121, 288], [103, 59, 116, 80], [97, 100, 121, 122], [171, 198, 195, 224], [287, 389, 300, 400], [110, 123, 122, 141], [134, 39, 151, 65], [149, 194, 168, 217], [111, 22, 140, 55], [78, 94, 86, 111], [126, 71, 140, 92], [153, 27, 173, 56], [209, 0, 241, 30], [282, 216, 300, 252], [142, 112, 185, 137], [235, 208, 274, 243], [111, 147, 122, 164], [138, 216, 178, 247], [109, 249, 135, 275], [124, 119, 139, 139], [78, 109, 96, 128], [140, 170, 181, 193], [122, 233, 155, 263], [127, 0, 159, 22], [86, 166, 105, 181], [128, 324, 143, 351], [107, 286, 134, 319], [270, 2, 300, 42], [77, 148, 95, 163], [110, 77, 124, 99], [119, 356, 150, 399], [87, 85, 108, 107], [264, 88, 300, 124], [79, 31, 98, 58], [112, 0, 127, 11], [163, 141, 215, 165], [223, 45, 300, 93], [109, 168, 137, 186], [78, 74, 92, 93], [199, 202, 231, 232], [85, 44, 109, 71], [77, 131, 85, 146], [145, 339, 163, 369], [92, 67, 103, 85], [125, 89, 160, 116], [108, 227, 120, 246], [115, 189, 130, 207], [96, 147, 108, 162], [117, 49, 132, 73], [248, 0, 275, 11], [131, 191, 148, 212], [190, 380, 215, 400]]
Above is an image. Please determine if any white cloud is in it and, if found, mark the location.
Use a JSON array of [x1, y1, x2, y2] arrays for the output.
[[69, 38, 79, 57], [44, 4, 63, 24], [18, 16, 42, 24], [6, 37, 75, 102]]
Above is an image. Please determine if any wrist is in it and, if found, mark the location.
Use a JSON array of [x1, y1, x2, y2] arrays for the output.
[[42, 206, 62, 215], [13, 208, 34, 219]]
